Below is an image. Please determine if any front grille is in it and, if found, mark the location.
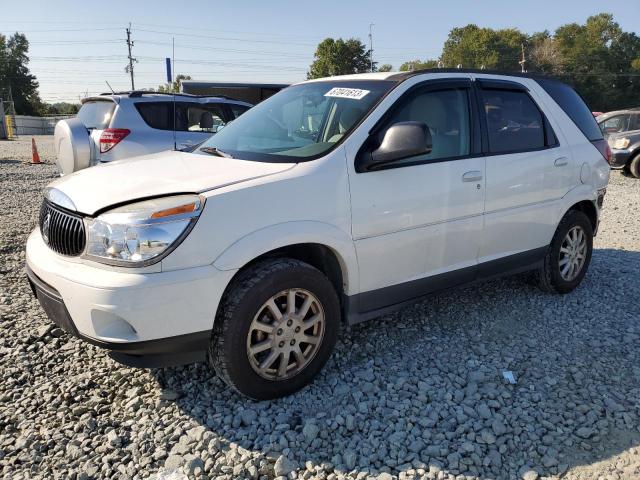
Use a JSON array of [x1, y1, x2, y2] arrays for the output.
[[39, 199, 86, 256]]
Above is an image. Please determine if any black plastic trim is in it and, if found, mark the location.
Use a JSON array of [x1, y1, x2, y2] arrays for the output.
[[26, 264, 79, 336], [477, 78, 529, 91], [345, 246, 547, 324], [389, 67, 558, 82]]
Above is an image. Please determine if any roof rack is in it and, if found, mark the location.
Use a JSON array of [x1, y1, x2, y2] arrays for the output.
[[98, 90, 242, 101], [389, 67, 561, 81]]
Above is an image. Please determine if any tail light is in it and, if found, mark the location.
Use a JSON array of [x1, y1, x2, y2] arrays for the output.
[[100, 128, 130, 153], [591, 139, 612, 165]]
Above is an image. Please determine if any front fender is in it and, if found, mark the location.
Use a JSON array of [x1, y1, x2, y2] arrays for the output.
[[212, 221, 359, 295]]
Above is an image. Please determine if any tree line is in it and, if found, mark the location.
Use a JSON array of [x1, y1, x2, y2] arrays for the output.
[[307, 13, 640, 112], [2, 13, 639, 115]]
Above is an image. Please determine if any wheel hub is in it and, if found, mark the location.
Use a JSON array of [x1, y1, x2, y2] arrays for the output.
[[246, 288, 325, 381], [558, 225, 587, 281]]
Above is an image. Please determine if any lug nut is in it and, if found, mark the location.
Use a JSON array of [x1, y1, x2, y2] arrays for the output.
[[287, 320, 293, 327], [290, 339, 296, 345], [295, 327, 300, 333], [279, 341, 285, 348], [277, 329, 283, 335]]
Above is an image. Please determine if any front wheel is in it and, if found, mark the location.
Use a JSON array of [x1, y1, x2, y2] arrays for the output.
[[537, 209, 593, 294], [209, 258, 340, 400]]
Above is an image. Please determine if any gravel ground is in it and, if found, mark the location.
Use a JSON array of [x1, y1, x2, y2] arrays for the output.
[[1, 136, 639, 480]]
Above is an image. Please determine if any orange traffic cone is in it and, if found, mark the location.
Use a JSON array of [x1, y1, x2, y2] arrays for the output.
[[31, 138, 41, 164]]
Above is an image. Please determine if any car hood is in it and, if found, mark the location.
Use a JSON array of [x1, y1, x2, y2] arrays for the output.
[[48, 150, 296, 215]]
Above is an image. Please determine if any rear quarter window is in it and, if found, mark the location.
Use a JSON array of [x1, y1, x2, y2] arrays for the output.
[[135, 102, 173, 130], [536, 78, 603, 141], [77, 101, 115, 129]]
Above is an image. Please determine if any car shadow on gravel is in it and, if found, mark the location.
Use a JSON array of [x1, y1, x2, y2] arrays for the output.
[[154, 247, 640, 479]]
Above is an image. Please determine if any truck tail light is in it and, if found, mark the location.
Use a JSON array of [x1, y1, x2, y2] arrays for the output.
[[100, 128, 130, 153], [591, 139, 612, 165]]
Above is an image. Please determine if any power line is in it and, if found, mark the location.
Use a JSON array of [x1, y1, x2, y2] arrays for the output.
[[134, 28, 317, 47]]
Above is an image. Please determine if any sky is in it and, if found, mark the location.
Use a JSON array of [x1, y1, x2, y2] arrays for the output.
[[0, 0, 638, 104]]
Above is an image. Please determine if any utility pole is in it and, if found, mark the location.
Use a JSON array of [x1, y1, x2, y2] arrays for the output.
[[368, 23, 374, 72], [519, 43, 527, 73], [125, 23, 137, 91]]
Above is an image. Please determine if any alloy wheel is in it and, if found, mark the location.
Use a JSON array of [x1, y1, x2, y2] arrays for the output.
[[558, 225, 587, 281], [246, 288, 325, 380]]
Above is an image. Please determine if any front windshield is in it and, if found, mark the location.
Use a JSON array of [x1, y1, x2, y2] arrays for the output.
[[198, 80, 396, 162]]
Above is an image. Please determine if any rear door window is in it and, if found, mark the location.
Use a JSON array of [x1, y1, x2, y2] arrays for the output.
[[480, 89, 545, 153], [77, 101, 115, 129]]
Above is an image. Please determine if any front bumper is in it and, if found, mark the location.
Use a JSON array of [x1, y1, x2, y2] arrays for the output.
[[25, 229, 236, 367], [26, 264, 210, 367]]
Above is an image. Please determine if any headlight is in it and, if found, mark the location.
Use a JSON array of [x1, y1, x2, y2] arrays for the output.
[[85, 195, 204, 266], [612, 137, 630, 149]]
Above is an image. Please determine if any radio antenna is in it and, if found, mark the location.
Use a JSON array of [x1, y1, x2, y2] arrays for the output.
[[105, 81, 115, 94]]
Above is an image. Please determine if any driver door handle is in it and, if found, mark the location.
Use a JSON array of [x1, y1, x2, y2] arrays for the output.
[[554, 157, 568, 167], [462, 171, 483, 182]]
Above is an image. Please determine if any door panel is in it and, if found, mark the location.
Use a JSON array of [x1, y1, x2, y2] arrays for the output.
[[477, 83, 568, 261], [353, 157, 485, 292], [348, 80, 484, 297]]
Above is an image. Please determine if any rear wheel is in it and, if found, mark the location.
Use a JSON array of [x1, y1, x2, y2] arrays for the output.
[[537, 210, 593, 294], [209, 258, 340, 400], [628, 154, 640, 179]]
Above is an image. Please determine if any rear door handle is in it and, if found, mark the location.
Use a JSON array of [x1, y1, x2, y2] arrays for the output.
[[554, 157, 568, 167], [462, 171, 483, 182]]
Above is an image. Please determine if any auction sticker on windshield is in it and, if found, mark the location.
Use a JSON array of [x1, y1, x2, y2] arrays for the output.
[[324, 88, 370, 100]]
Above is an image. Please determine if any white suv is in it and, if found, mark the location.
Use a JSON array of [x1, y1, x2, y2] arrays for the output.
[[27, 70, 611, 399], [53, 92, 252, 175]]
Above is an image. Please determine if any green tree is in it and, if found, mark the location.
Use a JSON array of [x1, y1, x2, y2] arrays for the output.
[[550, 13, 640, 111], [307, 38, 372, 79], [157, 74, 192, 93], [0, 32, 46, 115], [440, 25, 527, 70], [377, 64, 393, 72], [48, 102, 80, 115], [399, 59, 439, 71]]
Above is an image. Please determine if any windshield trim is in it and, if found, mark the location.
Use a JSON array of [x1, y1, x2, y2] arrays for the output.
[[196, 80, 400, 163]]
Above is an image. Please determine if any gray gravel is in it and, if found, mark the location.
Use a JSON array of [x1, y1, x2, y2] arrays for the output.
[[1, 136, 639, 480]]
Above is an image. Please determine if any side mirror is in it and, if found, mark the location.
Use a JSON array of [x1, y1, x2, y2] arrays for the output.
[[357, 121, 432, 172]]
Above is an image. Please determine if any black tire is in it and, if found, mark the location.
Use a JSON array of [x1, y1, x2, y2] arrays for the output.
[[537, 209, 593, 294], [209, 258, 340, 400], [629, 154, 640, 179]]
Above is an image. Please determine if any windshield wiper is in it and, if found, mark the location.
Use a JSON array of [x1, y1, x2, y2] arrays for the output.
[[199, 146, 234, 158]]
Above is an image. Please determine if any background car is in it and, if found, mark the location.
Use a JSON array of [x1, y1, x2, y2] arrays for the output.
[[597, 108, 640, 177], [53, 91, 252, 175]]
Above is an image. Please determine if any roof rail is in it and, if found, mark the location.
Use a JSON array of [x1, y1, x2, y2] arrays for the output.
[[97, 90, 242, 101], [389, 67, 562, 82]]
